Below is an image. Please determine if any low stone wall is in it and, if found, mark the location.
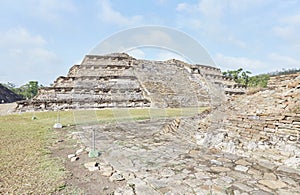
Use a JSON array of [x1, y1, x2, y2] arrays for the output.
[[194, 72, 300, 168], [224, 112, 300, 146]]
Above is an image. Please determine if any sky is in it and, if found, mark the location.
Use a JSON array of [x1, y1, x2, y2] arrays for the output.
[[0, 0, 300, 86]]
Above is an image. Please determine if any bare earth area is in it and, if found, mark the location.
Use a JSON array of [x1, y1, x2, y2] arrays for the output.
[[0, 103, 17, 116], [50, 127, 125, 194]]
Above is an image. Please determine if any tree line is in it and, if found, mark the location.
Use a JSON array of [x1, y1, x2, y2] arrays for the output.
[[268, 68, 300, 76], [223, 68, 300, 88], [223, 68, 270, 88], [1, 81, 40, 99]]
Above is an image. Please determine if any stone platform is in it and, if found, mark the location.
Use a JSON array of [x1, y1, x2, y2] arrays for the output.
[[76, 118, 300, 195], [17, 53, 244, 111]]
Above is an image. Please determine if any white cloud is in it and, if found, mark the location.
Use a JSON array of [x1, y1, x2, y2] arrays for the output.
[[31, 0, 76, 21], [176, 16, 202, 31], [175, 0, 249, 48], [226, 36, 247, 48], [98, 0, 143, 26], [155, 51, 187, 62], [175, 0, 272, 31], [177, 0, 225, 19], [273, 26, 294, 39], [176, 0, 269, 19], [268, 53, 300, 68], [126, 48, 145, 59], [28, 48, 60, 64], [227, 0, 270, 13], [216, 53, 300, 74], [273, 14, 300, 46], [7, 47, 60, 72], [132, 30, 173, 46], [0, 28, 61, 86], [156, 0, 168, 6], [197, 0, 225, 19], [0, 28, 46, 48], [176, 3, 193, 12], [280, 14, 300, 25], [215, 53, 268, 73]]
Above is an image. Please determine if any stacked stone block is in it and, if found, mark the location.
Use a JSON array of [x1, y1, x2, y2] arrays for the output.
[[17, 53, 245, 111], [220, 72, 300, 167]]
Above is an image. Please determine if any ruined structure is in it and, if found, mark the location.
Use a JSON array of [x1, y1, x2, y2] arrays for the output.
[[74, 72, 300, 194], [193, 72, 300, 168], [0, 84, 23, 103], [17, 53, 243, 111], [14, 53, 300, 194]]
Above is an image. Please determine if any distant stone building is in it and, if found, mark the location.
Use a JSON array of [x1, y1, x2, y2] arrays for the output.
[[0, 84, 23, 103], [17, 53, 244, 111]]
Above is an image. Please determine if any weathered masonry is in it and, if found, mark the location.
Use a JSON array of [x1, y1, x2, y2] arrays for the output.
[[17, 53, 244, 111]]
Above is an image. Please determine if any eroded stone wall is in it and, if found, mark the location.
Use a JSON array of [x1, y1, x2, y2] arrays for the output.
[[195, 72, 300, 168], [17, 53, 244, 111]]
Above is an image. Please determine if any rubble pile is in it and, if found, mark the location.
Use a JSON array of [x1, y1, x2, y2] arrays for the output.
[[196, 72, 300, 169]]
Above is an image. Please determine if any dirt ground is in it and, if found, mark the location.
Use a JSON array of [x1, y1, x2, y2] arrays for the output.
[[0, 103, 17, 115], [50, 126, 125, 194], [0, 104, 123, 194]]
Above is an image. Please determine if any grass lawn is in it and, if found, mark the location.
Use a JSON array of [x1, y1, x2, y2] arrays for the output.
[[0, 111, 74, 194], [0, 106, 208, 193], [74, 107, 209, 125]]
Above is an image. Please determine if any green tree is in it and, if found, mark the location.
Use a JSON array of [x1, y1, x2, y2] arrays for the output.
[[248, 74, 270, 88], [223, 68, 244, 83], [1, 81, 40, 99], [19, 81, 39, 99], [223, 68, 269, 88], [240, 70, 252, 86], [223, 68, 252, 84]]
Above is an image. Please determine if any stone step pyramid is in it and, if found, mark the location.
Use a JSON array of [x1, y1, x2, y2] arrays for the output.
[[17, 53, 244, 111]]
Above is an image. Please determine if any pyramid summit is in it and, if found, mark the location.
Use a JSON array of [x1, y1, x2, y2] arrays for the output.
[[17, 53, 245, 111]]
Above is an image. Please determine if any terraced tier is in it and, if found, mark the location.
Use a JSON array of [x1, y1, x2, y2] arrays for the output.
[[17, 53, 244, 111]]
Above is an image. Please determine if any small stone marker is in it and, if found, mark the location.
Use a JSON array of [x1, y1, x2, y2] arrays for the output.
[[88, 128, 101, 158], [53, 123, 62, 129], [88, 150, 101, 158]]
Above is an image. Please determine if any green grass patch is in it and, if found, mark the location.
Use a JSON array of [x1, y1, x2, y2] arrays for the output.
[[0, 106, 209, 193], [0, 111, 74, 194], [87, 107, 209, 124], [128, 108, 151, 120], [166, 107, 208, 117]]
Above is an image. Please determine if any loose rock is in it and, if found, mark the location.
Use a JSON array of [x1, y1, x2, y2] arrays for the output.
[[67, 154, 76, 159], [84, 161, 99, 172]]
